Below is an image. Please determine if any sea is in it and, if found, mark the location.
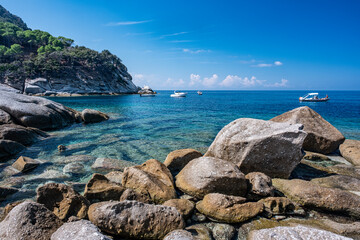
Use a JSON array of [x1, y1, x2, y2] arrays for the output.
[[1, 90, 359, 204]]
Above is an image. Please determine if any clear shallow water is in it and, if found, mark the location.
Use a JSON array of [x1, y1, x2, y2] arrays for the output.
[[1, 91, 359, 205]]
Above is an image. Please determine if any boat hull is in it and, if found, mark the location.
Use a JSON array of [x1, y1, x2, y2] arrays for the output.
[[170, 94, 186, 97], [299, 99, 330, 102], [140, 94, 156, 97]]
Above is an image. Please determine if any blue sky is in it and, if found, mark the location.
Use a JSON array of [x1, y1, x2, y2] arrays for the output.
[[2, 0, 360, 90]]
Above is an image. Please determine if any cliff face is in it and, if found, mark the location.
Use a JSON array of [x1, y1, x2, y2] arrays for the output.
[[0, 5, 138, 95]]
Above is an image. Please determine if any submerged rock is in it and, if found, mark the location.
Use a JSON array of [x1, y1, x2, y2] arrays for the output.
[[91, 157, 135, 172], [12, 156, 41, 173], [88, 200, 185, 239], [84, 173, 124, 202], [0, 201, 62, 240], [63, 162, 86, 174], [273, 178, 360, 218], [175, 156, 247, 199], [37, 183, 90, 221], [271, 106, 345, 154], [51, 219, 111, 240], [122, 159, 177, 203], [340, 139, 360, 166], [81, 109, 109, 123], [205, 118, 306, 178], [164, 148, 203, 174], [0, 139, 25, 160], [248, 225, 351, 240], [196, 193, 263, 223]]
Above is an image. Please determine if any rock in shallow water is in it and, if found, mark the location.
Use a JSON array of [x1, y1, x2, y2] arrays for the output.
[[37, 183, 90, 221], [91, 157, 135, 172], [88, 200, 185, 239], [0, 91, 78, 130], [0, 124, 47, 146], [205, 118, 306, 178], [51, 219, 111, 240], [12, 156, 41, 173], [0, 139, 25, 160], [271, 106, 345, 154], [81, 109, 109, 123], [175, 156, 247, 199], [0, 201, 62, 240], [248, 225, 351, 240]]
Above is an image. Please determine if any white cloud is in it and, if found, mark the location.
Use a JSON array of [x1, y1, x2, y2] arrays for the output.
[[274, 61, 283, 66], [203, 74, 218, 87], [273, 78, 288, 87], [189, 74, 201, 86], [183, 49, 210, 54], [219, 75, 241, 87], [251, 61, 283, 67], [106, 20, 152, 26], [219, 75, 260, 87], [160, 32, 188, 38]]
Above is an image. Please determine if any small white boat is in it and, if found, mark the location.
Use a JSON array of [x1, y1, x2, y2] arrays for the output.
[[170, 91, 187, 97], [140, 93, 156, 97], [197, 91, 203, 95], [299, 93, 330, 102]]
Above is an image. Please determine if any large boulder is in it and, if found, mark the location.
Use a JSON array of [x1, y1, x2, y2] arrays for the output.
[[164, 148, 203, 174], [81, 109, 109, 123], [84, 173, 125, 202], [175, 157, 247, 199], [0, 124, 47, 146], [51, 219, 111, 240], [37, 183, 90, 221], [205, 118, 306, 178], [0, 91, 78, 130], [88, 200, 185, 239], [248, 225, 351, 240], [271, 106, 345, 154], [0, 201, 62, 240], [340, 139, 360, 166], [196, 193, 263, 223], [122, 159, 177, 203], [0, 139, 25, 160], [273, 178, 360, 218]]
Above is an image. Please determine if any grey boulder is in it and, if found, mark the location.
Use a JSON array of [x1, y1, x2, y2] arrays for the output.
[[205, 118, 306, 178], [51, 219, 111, 240], [0, 201, 62, 240], [81, 109, 109, 123], [271, 106, 345, 154]]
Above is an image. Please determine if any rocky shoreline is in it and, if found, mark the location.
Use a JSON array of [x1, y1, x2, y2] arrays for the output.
[[0, 91, 360, 239]]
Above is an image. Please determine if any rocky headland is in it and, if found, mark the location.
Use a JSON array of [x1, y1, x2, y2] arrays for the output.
[[0, 5, 139, 96], [1, 95, 360, 239]]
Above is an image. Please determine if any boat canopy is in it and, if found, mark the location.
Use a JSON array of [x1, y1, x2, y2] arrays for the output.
[[308, 93, 319, 96]]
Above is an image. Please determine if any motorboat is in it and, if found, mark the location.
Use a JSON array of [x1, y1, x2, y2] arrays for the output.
[[170, 91, 187, 97], [299, 93, 330, 102], [197, 91, 203, 95]]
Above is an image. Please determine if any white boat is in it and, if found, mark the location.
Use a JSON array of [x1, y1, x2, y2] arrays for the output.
[[170, 91, 187, 97], [299, 93, 330, 102], [197, 91, 202, 95]]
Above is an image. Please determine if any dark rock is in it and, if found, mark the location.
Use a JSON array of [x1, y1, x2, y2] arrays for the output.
[[51, 219, 111, 240], [175, 157, 247, 199], [12, 156, 41, 173], [271, 106, 345, 154], [0, 139, 25, 160], [0, 201, 62, 240], [88, 200, 185, 239], [81, 109, 109, 123], [0, 186, 18, 201], [205, 118, 306, 178], [37, 183, 90, 221], [58, 144, 67, 152], [0, 123, 47, 146], [84, 173, 125, 202], [185, 224, 213, 240]]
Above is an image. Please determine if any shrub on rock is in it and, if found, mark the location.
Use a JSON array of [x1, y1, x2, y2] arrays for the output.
[[88, 200, 185, 239], [271, 106, 345, 154], [175, 156, 248, 199], [205, 118, 306, 178]]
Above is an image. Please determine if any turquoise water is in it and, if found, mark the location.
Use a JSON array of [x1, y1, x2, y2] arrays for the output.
[[46, 90, 359, 163], [1, 91, 359, 205]]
